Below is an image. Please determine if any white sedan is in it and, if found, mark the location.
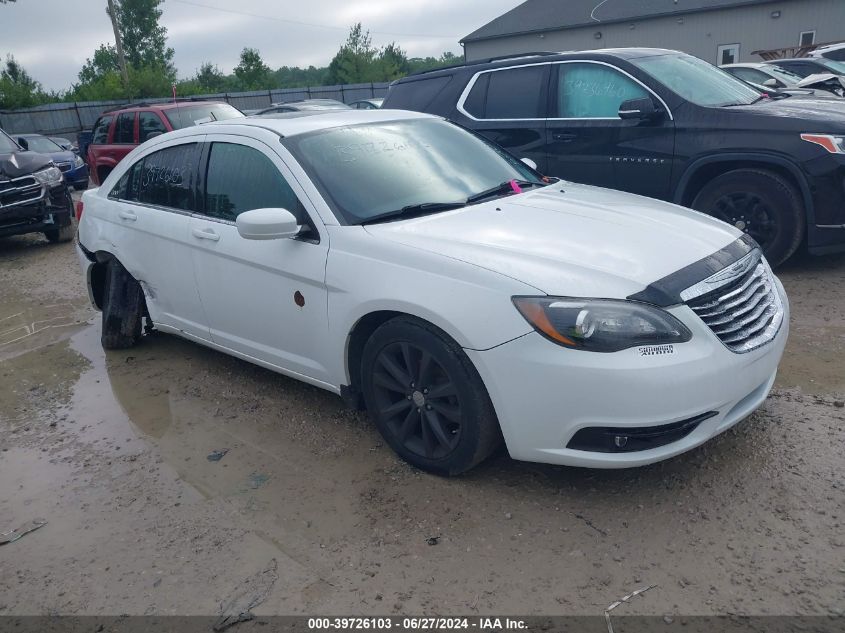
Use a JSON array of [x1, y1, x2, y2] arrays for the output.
[[76, 110, 789, 475]]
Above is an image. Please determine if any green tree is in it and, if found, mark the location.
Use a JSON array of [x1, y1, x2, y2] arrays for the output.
[[107, 0, 175, 77], [194, 62, 228, 93], [376, 42, 409, 80], [0, 55, 47, 109], [327, 23, 379, 84], [78, 44, 121, 85], [233, 48, 271, 90]]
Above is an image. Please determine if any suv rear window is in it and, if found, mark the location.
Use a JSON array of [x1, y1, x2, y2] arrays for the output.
[[163, 103, 243, 129], [385, 76, 452, 111]]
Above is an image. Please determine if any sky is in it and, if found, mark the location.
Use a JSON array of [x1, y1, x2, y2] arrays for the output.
[[0, 0, 521, 92]]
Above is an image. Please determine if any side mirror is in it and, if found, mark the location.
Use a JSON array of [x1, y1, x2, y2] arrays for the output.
[[236, 208, 300, 240], [763, 78, 779, 88], [16, 137, 29, 150], [618, 97, 659, 121], [520, 157, 538, 170]]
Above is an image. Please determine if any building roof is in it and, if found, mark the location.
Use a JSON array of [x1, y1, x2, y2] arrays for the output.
[[462, 0, 786, 43]]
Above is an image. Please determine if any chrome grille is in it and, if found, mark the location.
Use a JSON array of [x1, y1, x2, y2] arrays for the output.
[[0, 176, 44, 209], [682, 249, 784, 353]]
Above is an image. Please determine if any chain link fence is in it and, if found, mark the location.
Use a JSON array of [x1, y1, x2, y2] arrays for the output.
[[0, 82, 391, 140]]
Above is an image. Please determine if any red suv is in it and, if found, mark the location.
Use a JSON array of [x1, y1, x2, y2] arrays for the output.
[[87, 101, 244, 185]]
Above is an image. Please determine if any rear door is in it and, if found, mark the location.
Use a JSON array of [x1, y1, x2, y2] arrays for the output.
[[187, 134, 331, 383], [546, 61, 675, 200], [105, 138, 210, 340], [456, 64, 551, 173]]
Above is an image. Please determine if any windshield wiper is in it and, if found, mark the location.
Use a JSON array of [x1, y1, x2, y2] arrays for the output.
[[359, 201, 466, 225], [465, 180, 543, 204]]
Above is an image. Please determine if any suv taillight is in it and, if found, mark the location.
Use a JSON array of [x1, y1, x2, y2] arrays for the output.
[[75, 200, 84, 221]]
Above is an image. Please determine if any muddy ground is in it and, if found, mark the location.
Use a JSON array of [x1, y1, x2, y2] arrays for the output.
[[0, 204, 843, 620]]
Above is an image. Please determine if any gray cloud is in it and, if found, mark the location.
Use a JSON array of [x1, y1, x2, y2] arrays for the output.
[[0, 0, 520, 91]]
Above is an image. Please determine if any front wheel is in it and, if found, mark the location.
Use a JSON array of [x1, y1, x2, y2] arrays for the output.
[[44, 224, 75, 243], [361, 316, 502, 476], [691, 168, 805, 267]]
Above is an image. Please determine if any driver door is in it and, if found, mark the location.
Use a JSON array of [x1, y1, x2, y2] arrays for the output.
[[546, 61, 675, 200]]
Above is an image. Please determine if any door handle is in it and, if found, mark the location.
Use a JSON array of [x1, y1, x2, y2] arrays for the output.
[[118, 211, 137, 221], [192, 228, 220, 242], [552, 132, 578, 142]]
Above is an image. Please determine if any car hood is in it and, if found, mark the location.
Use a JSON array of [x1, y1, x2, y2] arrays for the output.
[[44, 150, 77, 164], [364, 183, 742, 299], [0, 150, 52, 180], [736, 96, 845, 122]]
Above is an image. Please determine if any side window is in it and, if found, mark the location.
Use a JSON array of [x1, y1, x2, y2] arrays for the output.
[[203, 142, 309, 225], [463, 73, 490, 118], [485, 66, 547, 119], [136, 143, 199, 211], [556, 63, 649, 119], [139, 112, 167, 143], [109, 159, 143, 201], [114, 112, 136, 144], [92, 115, 113, 144]]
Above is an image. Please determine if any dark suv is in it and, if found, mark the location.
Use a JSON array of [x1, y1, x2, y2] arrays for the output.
[[87, 100, 243, 186], [384, 48, 845, 265], [0, 127, 74, 243]]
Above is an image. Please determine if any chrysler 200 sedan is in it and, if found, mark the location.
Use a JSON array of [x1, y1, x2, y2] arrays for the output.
[[76, 110, 789, 475]]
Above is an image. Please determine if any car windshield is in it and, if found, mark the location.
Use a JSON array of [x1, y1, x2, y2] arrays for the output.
[[282, 118, 543, 224], [819, 59, 845, 74], [0, 130, 18, 153], [633, 53, 762, 106], [763, 65, 805, 83], [164, 103, 244, 129], [24, 136, 63, 153]]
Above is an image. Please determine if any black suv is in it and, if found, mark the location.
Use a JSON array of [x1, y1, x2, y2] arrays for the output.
[[0, 127, 74, 243], [384, 48, 845, 265]]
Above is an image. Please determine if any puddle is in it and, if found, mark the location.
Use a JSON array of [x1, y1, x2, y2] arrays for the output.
[[0, 300, 91, 362]]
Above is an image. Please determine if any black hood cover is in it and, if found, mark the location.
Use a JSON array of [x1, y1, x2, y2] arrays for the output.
[[0, 151, 52, 180]]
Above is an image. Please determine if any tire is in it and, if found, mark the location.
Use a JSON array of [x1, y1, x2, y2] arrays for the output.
[[44, 224, 75, 243], [691, 168, 805, 267], [101, 259, 145, 350], [360, 316, 502, 475]]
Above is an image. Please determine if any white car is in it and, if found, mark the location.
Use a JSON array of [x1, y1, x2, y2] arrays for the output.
[[76, 110, 789, 475]]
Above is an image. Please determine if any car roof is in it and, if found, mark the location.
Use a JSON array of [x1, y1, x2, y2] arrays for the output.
[[17, 133, 45, 138], [764, 58, 822, 63], [162, 109, 437, 140], [721, 63, 768, 69], [396, 47, 685, 82], [105, 100, 231, 114]]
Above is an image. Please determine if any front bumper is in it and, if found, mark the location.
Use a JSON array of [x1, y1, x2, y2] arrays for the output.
[[65, 164, 89, 187], [0, 182, 73, 239], [467, 280, 790, 468]]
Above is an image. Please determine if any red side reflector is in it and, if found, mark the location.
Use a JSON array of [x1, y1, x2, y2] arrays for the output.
[[75, 200, 84, 222], [800, 134, 838, 154]]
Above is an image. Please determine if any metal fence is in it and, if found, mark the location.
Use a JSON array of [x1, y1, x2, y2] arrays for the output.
[[0, 82, 391, 140]]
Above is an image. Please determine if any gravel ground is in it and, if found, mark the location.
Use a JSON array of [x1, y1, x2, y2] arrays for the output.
[[0, 209, 843, 619]]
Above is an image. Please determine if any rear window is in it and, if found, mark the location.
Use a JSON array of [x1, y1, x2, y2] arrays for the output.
[[384, 75, 452, 111], [164, 103, 244, 129], [462, 66, 548, 119]]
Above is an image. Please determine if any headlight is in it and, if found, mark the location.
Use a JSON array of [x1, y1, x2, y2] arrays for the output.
[[32, 166, 63, 185], [512, 297, 692, 352], [74, 155, 85, 168], [800, 133, 845, 154]]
